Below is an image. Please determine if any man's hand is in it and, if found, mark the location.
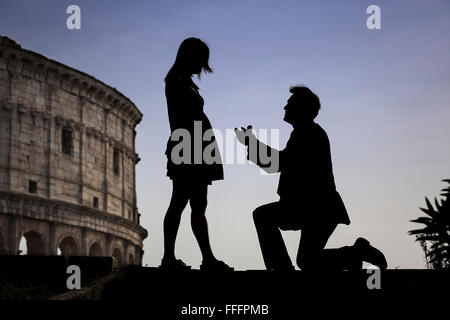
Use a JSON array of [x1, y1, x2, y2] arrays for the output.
[[234, 125, 257, 146]]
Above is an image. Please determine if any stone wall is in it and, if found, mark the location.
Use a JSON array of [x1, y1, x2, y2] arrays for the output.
[[0, 36, 147, 264]]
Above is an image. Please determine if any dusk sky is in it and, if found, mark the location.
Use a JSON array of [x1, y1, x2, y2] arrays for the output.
[[1, 0, 449, 269]]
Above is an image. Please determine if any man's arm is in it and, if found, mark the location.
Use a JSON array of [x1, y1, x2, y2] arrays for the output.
[[235, 126, 282, 174]]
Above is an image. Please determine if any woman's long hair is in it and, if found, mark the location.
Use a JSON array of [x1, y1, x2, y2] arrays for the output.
[[165, 37, 213, 82]]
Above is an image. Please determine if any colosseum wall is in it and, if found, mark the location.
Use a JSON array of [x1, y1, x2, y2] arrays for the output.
[[0, 36, 147, 266]]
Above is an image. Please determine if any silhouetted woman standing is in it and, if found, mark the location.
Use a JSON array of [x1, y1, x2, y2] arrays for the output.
[[161, 38, 232, 271]]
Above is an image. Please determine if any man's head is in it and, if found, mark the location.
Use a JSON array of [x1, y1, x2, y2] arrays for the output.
[[283, 86, 321, 126]]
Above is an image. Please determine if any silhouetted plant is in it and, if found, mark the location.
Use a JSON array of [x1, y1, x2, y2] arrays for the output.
[[409, 179, 450, 269]]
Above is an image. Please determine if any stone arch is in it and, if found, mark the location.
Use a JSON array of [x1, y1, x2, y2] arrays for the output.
[[58, 234, 80, 256], [112, 247, 123, 267], [20, 231, 46, 255], [88, 241, 102, 256], [127, 246, 136, 265], [128, 253, 135, 265]]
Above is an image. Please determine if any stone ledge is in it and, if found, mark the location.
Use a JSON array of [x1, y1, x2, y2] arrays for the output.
[[51, 266, 450, 305], [0, 191, 148, 244], [0, 256, 117, 300], [42, 266, 450, 318]]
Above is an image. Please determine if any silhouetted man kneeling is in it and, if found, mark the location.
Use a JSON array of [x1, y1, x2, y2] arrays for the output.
[[235, 86, 387, 271]]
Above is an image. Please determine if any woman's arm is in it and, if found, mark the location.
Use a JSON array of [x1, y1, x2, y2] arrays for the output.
[[165, 80, 204, 131]]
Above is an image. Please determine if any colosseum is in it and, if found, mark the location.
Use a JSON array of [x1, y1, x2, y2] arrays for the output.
[[0, 36, 147, 266]]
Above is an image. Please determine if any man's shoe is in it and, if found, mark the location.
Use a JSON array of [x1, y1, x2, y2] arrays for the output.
[[353, 238, 387, 270]]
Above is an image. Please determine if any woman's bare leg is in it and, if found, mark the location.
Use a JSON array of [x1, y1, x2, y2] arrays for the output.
[[190, 183, 216, 262], [163, 180, 189, 261]]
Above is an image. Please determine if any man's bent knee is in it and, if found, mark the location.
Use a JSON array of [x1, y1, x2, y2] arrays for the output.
[[253, 203, 281, 228], [252, 205, 268, 223]]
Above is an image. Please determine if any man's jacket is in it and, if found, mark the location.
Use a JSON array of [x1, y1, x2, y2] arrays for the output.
[[253, 122, 350, 226]]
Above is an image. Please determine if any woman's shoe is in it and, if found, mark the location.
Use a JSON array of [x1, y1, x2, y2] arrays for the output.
[[159, 258, 192, 271], [200, 259, 234, 272]]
